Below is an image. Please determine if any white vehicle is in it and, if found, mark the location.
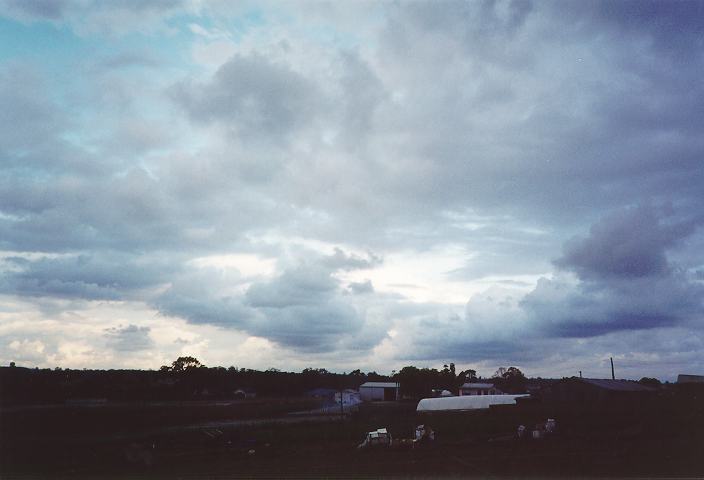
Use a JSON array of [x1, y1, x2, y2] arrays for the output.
[[357, 428, 392, 449]]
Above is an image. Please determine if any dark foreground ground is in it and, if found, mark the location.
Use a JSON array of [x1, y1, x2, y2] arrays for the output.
[[1, 393, 703, 479]]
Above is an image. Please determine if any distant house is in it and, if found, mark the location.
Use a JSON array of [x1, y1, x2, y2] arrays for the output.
[[539, 378, 655, 410], [359, 382, 399, 401], [677, 374, 704, 384], [335, 389, 361, 405], [233, 387, 256, 400], [459, 383, 503, 396]]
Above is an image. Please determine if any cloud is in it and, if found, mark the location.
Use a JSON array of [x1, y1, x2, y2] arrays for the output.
[[0, 0, 189, 35], [173, 54, 323, 142], [2, 1, 704, 376], [104, 324, 154, 352], [347, 280, 374, 295], [0, 253, 179, 301], [555, 205, 700, 280], [397, 206, 704, 365], [154, 249, 388, 354], [0, 0, 69, 20]]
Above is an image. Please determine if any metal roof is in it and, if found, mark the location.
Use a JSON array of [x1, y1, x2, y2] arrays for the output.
[[417, 394, 528, 412], [579, 378, 654, 392], [460, 383, 495, 389], [360, 382, 399, 388]]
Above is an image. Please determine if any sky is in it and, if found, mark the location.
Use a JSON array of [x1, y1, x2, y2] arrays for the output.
[[0, 0, 703, 381]]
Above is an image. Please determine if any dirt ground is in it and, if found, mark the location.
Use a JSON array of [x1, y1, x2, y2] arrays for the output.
[[1, 396, 703, 479]]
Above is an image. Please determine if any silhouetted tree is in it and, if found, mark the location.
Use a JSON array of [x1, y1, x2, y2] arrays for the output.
[[493, 366, 527, 393], [639, 377, 661, 388], [168, 356, 204, 372]]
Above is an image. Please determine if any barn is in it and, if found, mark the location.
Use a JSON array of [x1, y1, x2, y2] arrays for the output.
[[538, 378, 655, 411], [359, 382, 399, 401]]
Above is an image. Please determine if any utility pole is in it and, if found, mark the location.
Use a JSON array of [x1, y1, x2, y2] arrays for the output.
[[339, 385, 344, 419], [610, 357, 615, 380], [579, 370, 582, 378]]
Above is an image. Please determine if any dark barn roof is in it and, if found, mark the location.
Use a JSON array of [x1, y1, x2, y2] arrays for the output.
[[579, 378, 655, 392]]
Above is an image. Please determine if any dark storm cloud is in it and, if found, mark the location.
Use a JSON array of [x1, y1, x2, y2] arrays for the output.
[[555, 206, 700, 280], [371, 0, 704, 234], [104, 324, 154, 352], [173, 54, 323, 142], [523, 206, 704, 337], [560, 0, 704, 59]]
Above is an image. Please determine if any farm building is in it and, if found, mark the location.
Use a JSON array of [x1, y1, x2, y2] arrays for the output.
[[538, 378, 655, 411], [359, 382, 399, 401], [677, 374, 704, 384], [417, 394, 528, 412], [459, 382, 504, 396]]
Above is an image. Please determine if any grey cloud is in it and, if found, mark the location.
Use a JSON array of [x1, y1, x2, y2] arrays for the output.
[[245, 264, 337, 309], [520, 273, 702, 338], [173, 54, 323, 142], [347, 280, 374, 295], [0, 64, 65, 154], [0, 254, 179, 301], [337, 51, 388, 146], [244, 263, 365, 350], [321, 248, 381, 272], [104, 324, 154, 352], [559, 0, 704, 60], [523, 206, 703, 337], [0, 0, 69, 20]]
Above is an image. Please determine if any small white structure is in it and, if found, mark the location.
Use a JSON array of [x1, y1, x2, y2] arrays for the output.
[[459, 382, 503, 396], [416, 394, 528, 412], [359, 382, 400, 401]]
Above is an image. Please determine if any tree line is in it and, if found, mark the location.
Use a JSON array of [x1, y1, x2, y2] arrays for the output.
[[0, 357, 529, 405]]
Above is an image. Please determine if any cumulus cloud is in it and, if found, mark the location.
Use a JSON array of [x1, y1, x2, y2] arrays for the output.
[[154, 249, 386, 354]]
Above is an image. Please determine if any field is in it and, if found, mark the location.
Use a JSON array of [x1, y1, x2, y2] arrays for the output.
[[1, 394, 703, 479]]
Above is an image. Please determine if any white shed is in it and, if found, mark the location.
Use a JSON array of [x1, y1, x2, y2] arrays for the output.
[[416, 394, 528, 411], [359, 382, 399, 401]]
